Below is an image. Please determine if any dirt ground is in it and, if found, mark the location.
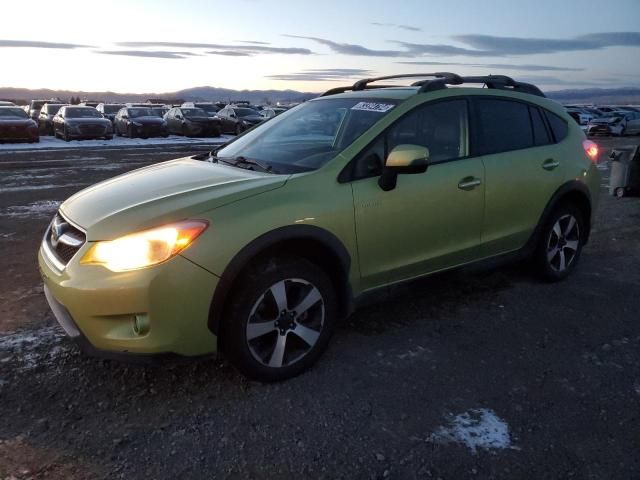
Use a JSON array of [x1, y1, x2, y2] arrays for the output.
[[0, 138, 639, 479]]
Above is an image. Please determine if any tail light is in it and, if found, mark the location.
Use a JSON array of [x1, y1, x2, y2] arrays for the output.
[[583, 139, 599, 163]]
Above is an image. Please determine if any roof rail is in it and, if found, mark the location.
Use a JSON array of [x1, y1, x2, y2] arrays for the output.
[[321, 72, 545, 98]]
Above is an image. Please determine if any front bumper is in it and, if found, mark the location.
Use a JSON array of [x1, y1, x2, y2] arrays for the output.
[[39, 242, 220, 357]]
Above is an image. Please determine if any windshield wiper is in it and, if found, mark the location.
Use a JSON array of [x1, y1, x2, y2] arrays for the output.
[[221, 156, 276, 173]]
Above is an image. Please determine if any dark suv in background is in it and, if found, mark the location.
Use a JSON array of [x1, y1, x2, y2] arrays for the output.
[[53, 106, 113, 141], [216, 105, 264, 134], [38, 103, 68, 135], [114, 107, 168, 138], [165, 107, 222, 137], [96, 103, 125, 124], [28, 99, 63, 121]]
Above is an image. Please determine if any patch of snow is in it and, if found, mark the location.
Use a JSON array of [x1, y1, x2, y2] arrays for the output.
[[3, 200, 60, 219], [430, 408, 517, 454], [1, 183, 86, 192], [0, 135, 232, 153], [0, 325, 69, 372]]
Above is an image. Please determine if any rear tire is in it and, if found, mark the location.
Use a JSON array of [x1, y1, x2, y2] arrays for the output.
[[222, 256, 337, 382], [534, 204, 585, 282], [127, 125, 135, 139]]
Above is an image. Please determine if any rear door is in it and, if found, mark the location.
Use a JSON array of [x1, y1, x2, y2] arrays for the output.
[[472, 97, 565, 256], [351, 98, 485, 290]]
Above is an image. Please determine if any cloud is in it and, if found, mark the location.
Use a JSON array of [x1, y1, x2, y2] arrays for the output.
[[453, 32, 640, 55], [96, 50, 198, 59], [393, 41, 494, 57], [397, 61, 584, 72], [267, 68, 374, 81], [0, 39, 92, 49], [236, 40, 271, 45], [283, 35, 408, 57], [207, 50, 253, 56], [117, 41, 313, 55], [371, 22, 422, 32]]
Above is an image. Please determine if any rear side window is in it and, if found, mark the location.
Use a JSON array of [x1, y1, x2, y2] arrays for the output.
[[544, 110, 569, 143], [474, 98, 533, 155], [530, 106, 552, 146]]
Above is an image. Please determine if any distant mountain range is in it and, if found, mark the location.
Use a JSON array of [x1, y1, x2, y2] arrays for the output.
[[1, 85, 639, 105], [0, 86, 317, 105]]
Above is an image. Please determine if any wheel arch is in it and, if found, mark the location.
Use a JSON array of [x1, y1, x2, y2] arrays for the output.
[[208, 224, 353, 338], [527, 180, 593, 251]]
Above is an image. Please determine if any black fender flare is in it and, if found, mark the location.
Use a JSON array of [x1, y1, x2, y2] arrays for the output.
[[208, 224, 352, 336], [525, 180, 593, 253]]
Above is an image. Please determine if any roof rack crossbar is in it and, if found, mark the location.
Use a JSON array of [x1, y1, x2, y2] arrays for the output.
[[352, 72, 461, 91], [320, 72, 545, 98]]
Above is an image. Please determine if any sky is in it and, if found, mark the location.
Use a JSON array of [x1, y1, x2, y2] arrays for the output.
[[1, 0, 639, 93]]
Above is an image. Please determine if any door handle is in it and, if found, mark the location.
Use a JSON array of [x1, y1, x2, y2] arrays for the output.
[[542, 158, 560, 171], [458, 177, 482, 190]]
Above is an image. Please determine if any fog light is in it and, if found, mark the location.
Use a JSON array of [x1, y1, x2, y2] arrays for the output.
[[133, 314, 150, 335]]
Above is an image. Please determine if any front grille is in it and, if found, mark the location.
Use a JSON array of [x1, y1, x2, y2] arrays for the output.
[[45, 212, 86, 267], [0, 125, 28, 138], [78, 124, 106, 135]]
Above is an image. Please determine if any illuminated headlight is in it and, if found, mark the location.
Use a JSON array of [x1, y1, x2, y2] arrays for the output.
[[81, 220, 208, 272]]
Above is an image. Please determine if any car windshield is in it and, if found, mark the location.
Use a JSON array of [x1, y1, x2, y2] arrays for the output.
[[217, 97, 400, 173], [234, 108, 260, 117], [183, 108, 207, 118], [196, 104, 218, 113], [104, 105, 124, 114], [66, 108, 102, 118], [129, 108, 155, 118], [0, 108, 28, 118], [152, 108, 168, 117], [44, 104, 64, 115]]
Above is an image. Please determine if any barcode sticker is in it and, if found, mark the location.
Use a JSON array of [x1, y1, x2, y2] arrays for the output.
[[351, 102, 395, 113]]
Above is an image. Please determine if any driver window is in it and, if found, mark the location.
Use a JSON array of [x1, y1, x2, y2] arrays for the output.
[[350, 99, 468, 180]]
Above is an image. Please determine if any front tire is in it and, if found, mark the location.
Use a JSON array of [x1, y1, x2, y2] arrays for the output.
[[235, 123, 242, 136], [127, 125, 135, 139], [222, 256, 337, 382], [63, 127, 70, 142], [534, 204, 584, 282]]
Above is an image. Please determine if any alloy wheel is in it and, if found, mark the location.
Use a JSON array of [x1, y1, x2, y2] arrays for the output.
[[246, 278, 324, 368], [546, 214, 580, 273]]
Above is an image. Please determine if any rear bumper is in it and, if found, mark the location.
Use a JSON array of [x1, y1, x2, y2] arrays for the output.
[[39, 244, 220, 357]]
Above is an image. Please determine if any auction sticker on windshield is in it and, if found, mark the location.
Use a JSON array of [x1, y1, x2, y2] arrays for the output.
[[351, 102, 395, 113]]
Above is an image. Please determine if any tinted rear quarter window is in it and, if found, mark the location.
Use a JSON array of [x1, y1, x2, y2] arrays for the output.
[[530, 106, 552, 146], [544, 110, 569, 142], [474, 98, 533, 155]]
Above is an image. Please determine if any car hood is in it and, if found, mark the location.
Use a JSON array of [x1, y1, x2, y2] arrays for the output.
[[0, 118, 34, 126], [186, 116, 216, 122], [60, 157, 288, 240]]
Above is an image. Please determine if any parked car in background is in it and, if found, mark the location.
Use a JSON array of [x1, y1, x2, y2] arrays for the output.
[[53, 106, 113, 141], [261, 107, 287, 119], [79, 101, 102, 108], [216, 105, 264, 134], [165, 107, 221, 137], [150, 105, 169, 118], [619, 112, 640, 135], [181, 102, 220, 117], [0, 100, 16, 106], [114, 107, 168, 138], [96, 103, 126, 124], [587, 112, 631, 136], [28, 99, 63, 120], [0, 106, 39, 143], [38, 103, 68, 135]]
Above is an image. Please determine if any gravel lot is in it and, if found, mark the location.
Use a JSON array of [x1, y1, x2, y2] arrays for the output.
[[0, 137, 639, 479]]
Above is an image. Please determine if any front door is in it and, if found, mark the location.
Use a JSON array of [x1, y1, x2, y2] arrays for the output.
[[350, 98, 486, 290]]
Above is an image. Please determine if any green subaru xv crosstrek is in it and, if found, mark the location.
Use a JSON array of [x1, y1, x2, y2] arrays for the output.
[[39, 73, 600, 381]]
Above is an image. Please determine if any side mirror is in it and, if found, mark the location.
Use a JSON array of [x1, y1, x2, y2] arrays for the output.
[[378, 144, 429, 191]]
